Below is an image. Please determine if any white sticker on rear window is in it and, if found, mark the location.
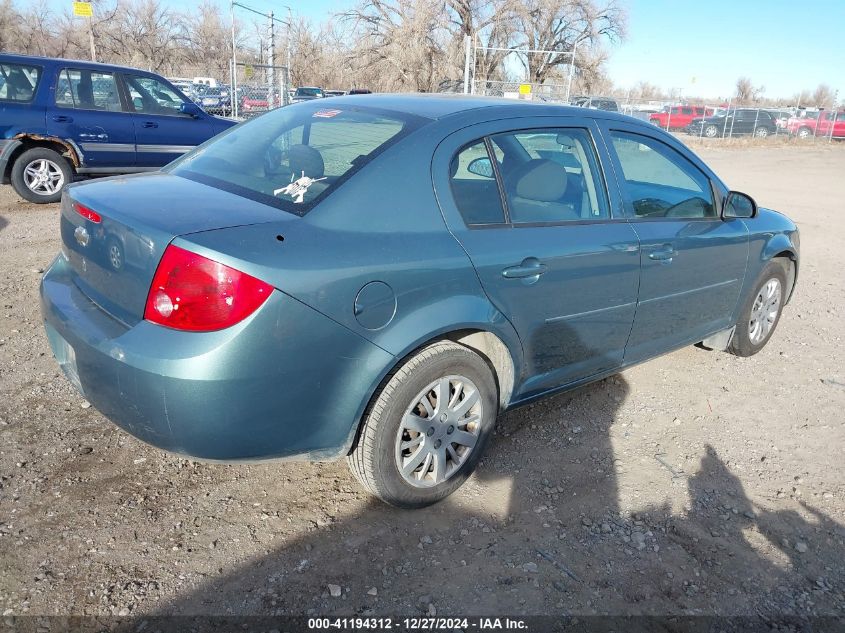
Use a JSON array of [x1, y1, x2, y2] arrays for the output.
[[313, 109, 341, 118], [274, 172, 327, 203]]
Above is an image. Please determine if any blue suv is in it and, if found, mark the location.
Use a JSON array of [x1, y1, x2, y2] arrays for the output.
[[0, 54, 236, 203]]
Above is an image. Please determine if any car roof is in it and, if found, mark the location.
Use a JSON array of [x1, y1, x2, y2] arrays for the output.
[[0, 52, 162, 76], [323, 93, 635, 123]]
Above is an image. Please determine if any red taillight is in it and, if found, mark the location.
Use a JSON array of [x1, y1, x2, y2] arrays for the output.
[[74, 201, 101, 223], [144, 245, 273, 332]]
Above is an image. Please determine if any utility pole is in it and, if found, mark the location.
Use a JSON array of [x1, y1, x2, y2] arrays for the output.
[[268, 11, 275, 105], [87, 14, 96, 61]]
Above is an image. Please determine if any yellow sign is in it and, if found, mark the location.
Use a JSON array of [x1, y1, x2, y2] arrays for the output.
[[73, 1, 93, 17], [518, 84, 532, 95]]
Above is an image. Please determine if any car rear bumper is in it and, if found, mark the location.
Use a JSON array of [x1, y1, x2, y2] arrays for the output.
[[40, 254, 394, 461]]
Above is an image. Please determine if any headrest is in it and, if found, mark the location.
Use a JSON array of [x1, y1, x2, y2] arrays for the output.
[[513, 159, 568, 202], [289, 144, 325, 179]]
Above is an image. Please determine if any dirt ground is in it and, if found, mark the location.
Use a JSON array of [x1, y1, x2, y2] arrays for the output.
[[0, 144, 843, 620]]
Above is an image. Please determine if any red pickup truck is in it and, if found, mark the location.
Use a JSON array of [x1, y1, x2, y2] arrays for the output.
[[786, 110, 845, 139], [649, 105, 714, 130]]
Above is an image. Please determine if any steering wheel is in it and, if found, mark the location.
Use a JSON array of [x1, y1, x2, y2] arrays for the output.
[[633, 197, 670, 217]]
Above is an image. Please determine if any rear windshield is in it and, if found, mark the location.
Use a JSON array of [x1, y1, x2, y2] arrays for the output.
[[0, 62, 41, 103], [296, 88, 322, 97], [167, 103, 425, 214]]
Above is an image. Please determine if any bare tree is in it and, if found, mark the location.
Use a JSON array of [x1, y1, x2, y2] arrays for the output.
[[343, 0, 447, 92], [514, 0, 625, 85], [811, 83, 836, 108], [735, 76, 764, 104]]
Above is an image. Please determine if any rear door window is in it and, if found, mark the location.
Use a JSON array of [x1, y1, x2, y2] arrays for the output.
[[168, 104, 424, 214], [55, 69, 122, 111], [0, 62, 41, 103], [491, 129, 609, 224]]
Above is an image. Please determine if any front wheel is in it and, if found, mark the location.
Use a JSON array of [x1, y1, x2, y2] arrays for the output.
[[754, 126, 769, 138], [728, 260, 788, 357], [704, 124, 719, 138], [10, 147, 73, 203], [796, 127, 813, 140], [348, 341, 498, 508]]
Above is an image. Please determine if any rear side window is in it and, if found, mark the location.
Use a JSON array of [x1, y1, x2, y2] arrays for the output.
[[168, 104, 423, 214], [449, 140, 506, 225], [609, 131, 715, 219], [0, 62, 41, 103], [55, 69, 122, 111]]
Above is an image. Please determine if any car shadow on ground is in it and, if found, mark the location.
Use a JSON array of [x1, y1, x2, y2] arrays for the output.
[[119, 370, 843, 624]]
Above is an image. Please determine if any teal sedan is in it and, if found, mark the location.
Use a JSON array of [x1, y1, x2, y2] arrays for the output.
[[40, 95, 799, 508]]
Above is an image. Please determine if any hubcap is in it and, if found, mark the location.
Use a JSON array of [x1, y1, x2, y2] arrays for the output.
[[23, 159, 64, 196], [748, 278, 781, 345], [395, 375, 482, 488], [705, 126, 718, 138]]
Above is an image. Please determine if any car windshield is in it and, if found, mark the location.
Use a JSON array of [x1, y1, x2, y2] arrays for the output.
[[0, 62, 41, 103], [166, 104, 425, 215], [296, 88, 322, 97]]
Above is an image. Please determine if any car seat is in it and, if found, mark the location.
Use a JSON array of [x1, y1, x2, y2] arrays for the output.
[[506, 159, 579, 223]]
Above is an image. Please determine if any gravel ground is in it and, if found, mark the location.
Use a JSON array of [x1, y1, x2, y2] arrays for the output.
[[0, 145, 843, 619]]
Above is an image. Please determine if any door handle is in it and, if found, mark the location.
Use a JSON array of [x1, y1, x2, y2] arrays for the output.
[[502, 257, 547, 280], [142, 121, 159, 128], [52, 115, 72, 123], [648, 245, 677, 261]]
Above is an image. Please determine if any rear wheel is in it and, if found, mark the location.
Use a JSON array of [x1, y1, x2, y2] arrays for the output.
[[728, 260, 788, 357], [704, 124, 719, 138], [754, 126, 769, 138], [348, 341, 498, 508], [10, 147, 72, 203]]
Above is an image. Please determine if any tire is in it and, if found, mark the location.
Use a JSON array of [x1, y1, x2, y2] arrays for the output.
[[796, 127, 813, 140], [728, 260, 789, 357], [704, 125, 719, 138], [348, 341, 498, 509], [754, 127, 769, 138], [10, 147, 73, 204]]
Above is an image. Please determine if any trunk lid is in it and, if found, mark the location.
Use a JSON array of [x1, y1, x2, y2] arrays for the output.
[[60, 172, 293, 326]]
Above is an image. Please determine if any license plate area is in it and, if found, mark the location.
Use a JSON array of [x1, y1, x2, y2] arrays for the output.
[[45, 323, 84, 395]]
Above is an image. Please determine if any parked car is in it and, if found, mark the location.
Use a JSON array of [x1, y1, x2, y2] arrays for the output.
[[292, 86, 325, 102], [324, 89, 346, 97], [786, 110, 845, 139], [767, 109, 795, 131], [570, 96, 619, 112], [194, 84, 231, 116], [687, 109, 777, 138], [0, 54, 236, 203], [40, 95, 799, 508], [649, 105, 714, 130], [240, 86, 281, 116], [348, 88, 372, 95]]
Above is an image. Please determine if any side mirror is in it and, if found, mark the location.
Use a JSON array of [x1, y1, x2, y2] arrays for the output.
[[466, 157, 494, 178], [179, 101, 204, 118], [723, 191, 757, 219]]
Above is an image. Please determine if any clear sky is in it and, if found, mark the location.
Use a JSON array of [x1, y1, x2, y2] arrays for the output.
[[605, 0, 844, 100], [35, 0, 845, 100]]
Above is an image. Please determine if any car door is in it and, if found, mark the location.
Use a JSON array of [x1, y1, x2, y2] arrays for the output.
[[433, 118, 641, 398], [600, 125, 749, 362], [46, 68, 136, 168], [121, 73, 214, 167]]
